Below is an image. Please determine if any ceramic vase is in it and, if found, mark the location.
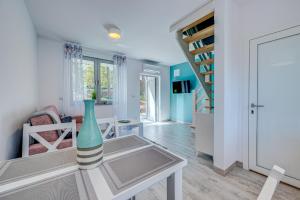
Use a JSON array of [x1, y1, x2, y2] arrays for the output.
[[77, 99, 103, 169]]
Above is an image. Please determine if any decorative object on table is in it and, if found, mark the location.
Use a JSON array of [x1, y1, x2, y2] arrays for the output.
[[77, 99, 103, 169]]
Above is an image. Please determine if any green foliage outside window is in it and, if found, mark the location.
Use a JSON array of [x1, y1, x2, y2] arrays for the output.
[[82, 57, 113, 104]]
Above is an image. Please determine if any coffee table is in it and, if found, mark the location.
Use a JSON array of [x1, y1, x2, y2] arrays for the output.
[[0, 135, 187, 200]]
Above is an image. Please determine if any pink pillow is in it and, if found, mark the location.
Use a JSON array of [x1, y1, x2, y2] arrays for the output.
[[30, 115, 59, 142], [43, 105, 60, 117]]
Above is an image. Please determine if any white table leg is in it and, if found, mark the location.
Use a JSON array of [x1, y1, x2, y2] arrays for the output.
[[167, 169, 182, 200]]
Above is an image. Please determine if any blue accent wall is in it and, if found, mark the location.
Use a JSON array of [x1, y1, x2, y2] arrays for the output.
[[170, 62, 199, 123]]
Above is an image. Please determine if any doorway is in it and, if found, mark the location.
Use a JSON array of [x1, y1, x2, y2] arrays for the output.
[[140, 75, 158, 122], [249, 26, 300, 188]]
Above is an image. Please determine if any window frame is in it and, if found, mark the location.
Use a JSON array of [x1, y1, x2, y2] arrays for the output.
[[83, 56, 114, 105]]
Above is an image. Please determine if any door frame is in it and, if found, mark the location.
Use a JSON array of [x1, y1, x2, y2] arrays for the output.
[[248, 25, 300, 188], [140, 73, 161, 122]]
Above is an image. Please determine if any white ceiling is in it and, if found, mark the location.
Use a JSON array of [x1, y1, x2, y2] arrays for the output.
[[25, 0, 207, 65]]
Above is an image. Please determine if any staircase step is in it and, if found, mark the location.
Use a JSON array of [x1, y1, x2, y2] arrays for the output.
[[196, 98, 210, 105], [181, 12, 214, 33], [183, 25, 214, 43], [190, 44, 214, 55], [205, 106, 214, 109], [195, 58, 214, 66], [200, 70, 214, 75]]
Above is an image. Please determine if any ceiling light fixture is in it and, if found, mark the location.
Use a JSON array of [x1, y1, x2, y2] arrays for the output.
[[107, 25, 121, 40]]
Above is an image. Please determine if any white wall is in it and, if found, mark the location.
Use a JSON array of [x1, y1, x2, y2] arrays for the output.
[[37, 37, 63, 110], [159, 65, 171, 121], [126, 59, 142, 120], [214, 0, 242, 170], [37, 37, 170, 121], [239, 0, 300, 169], [214, 0, 300, 170], [0, 0, 38, 160]]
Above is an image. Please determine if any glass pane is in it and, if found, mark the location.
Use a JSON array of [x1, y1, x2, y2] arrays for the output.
[[82, 59, 95, 99], [140, 76, 147, 118], [99, 62, 113, 103], [257, 33, 300, 179], [147, 76, 156, 121]]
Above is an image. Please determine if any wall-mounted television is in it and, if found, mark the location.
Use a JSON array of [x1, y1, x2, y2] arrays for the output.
[[172, 80, 191, 93]]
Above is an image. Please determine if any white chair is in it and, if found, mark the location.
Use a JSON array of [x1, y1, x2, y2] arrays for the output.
[[96, 118, 118, 139], [257, 165, 285, 200], [22, 120, 77, 157], [96, 118, 143, 139]]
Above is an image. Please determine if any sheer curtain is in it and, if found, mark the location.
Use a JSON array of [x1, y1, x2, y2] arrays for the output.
[[112, 55, 127, 119], [62, 43, 84, 116]]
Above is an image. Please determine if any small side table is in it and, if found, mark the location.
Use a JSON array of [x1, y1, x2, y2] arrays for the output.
[[115, 120, 143, 137]]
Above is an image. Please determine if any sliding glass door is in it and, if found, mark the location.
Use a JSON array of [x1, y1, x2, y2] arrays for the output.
[[140, 75, 157, 122]]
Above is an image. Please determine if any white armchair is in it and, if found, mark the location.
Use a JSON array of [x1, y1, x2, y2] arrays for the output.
[[257, 165, 285, 200]]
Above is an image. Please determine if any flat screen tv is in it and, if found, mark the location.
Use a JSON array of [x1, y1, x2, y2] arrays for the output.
[[172, 80, 191, 93]]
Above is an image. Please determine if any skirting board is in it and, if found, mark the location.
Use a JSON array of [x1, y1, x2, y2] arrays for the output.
[[213, 161, 243, 176], [170, 120, 192, 125], [196, 152, 213, 161]]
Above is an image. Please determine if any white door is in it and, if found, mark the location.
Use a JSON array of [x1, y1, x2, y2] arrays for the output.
[[249, 26, 300, 188]]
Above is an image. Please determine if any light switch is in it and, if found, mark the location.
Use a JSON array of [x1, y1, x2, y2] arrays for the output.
[[174, 69, 180, 77]]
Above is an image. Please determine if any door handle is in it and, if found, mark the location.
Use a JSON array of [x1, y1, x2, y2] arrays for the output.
[[251, 103, 264, 108]]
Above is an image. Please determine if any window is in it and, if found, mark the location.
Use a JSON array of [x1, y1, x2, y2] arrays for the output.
[[82, 59, 95, 100], [82, 56, 114, 105]]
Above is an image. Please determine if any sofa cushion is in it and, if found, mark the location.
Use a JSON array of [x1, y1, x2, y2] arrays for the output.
[[43, 105, 60, 117], [76, 123, 81, 132], [43, 106, 61, 124], [72, 115, 83, 124]]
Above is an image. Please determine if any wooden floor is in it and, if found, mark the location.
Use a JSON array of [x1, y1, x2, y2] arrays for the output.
[[136, 122, 300, 200]]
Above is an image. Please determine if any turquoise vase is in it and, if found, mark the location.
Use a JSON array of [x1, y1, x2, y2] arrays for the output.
[[77, 99, 103, 169]]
